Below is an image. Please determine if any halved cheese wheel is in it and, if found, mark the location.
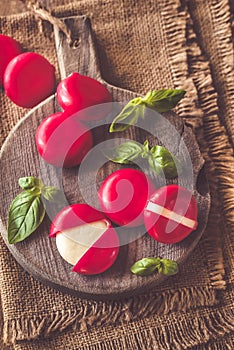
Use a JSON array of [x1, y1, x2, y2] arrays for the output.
[[50, 204, 119, 274]]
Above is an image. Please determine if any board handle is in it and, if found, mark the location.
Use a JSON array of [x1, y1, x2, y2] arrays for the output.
[[54, 16, 102, 80]]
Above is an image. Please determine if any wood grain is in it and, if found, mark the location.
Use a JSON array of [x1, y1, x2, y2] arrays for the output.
[[0, 16, 210, 299]]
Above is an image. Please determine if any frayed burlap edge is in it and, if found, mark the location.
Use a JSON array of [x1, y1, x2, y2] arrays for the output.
[[150, 0, 204, 128], [186, 0, 234, 286], [187, 0, 234, 146], [209, 0, 234, 144], [5, 306, 234, 349], [190, 331, 234, 350], [184, 6, 229, 291], [3, 285, 218, 344]]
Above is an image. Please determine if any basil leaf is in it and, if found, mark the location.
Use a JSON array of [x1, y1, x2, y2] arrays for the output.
[[131, 257, 178, 277], [18, 177, 44, 191], [7, 191, 45, 244], [158, 259, 178, 276], [41, 186, 64, 203], [142, 89, 186, 113], [109, 90, 185, 132], [130, 257, 161, 276], [149, 145, 182, 178], [104, 139, 181, 179], [142, 140, 150, 154], [104, 141, 145, 164], [109, 98, 145, 132]]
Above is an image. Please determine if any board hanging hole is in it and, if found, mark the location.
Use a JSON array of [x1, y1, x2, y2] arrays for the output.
[[69, 38, 80, 49]]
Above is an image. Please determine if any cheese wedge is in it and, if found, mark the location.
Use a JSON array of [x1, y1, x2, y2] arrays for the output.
[[56, 220, 108, 265]]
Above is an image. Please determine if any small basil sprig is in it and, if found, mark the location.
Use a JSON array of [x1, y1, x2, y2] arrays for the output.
[[7, 192, 45, 244], [109, 89, 186, 132], [104, 140, 147, 164], [7, 177, 63, 244], [19, 176, 44, 190], [130, 257, 178, 276], [104, 140, 181, 179], [147, 142, 182, 178]]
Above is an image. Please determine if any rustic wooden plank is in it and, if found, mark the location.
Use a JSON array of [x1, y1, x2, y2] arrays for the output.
[[54, 16, 102, 80], [0, 16, 210, 299]]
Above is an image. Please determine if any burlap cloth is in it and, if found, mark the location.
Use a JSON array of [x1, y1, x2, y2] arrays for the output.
[[0, 1, 233, 349]]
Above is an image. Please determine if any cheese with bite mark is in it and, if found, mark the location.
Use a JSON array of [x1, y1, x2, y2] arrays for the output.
[[56, 220, 108, 265]]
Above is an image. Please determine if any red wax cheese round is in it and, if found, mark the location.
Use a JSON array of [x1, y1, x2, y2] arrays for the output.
[[144, 185, 198, 244], [35, 112, 93, 168], [50, 204, 119, 275], [0, 34, 22, 86], [98, 168, 156, 227], [4, 52, 56, 108], [56, 72, 112, 121]]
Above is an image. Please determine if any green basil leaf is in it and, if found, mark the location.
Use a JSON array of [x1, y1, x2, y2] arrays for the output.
[[130, 257, 161, 276], [149, 145, 182, 178], [142, 89, 186, 113], [41, 186, 64, 203], [104, 141, 145, 164], [109, 98, 145, 132], [18, 177, 44, 191], [131, 257, 178, 277], [142, 140, 150, 154], [109, 90, 185, 132], [158, 259, 178, 276], [148, 155, 163, 176], [7, 191, 45, 244]]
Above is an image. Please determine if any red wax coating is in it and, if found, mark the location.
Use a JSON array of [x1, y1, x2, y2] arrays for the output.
[[4, 52, 56, 108], [144, 184, 198, 244], [50, 204, 106, 237], [56, 72, 112, 121], [0, 34, 22, 86], [98, 168, 156, 227], [50, 204, 119, 275], [72, 225, 119, 275], [35, 112, 93, 168]]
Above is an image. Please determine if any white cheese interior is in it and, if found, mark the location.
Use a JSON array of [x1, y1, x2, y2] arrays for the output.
[[56, 220, 107, 265]]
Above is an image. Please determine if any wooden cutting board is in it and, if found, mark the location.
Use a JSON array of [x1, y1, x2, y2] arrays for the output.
[[0, 16, 210, 300]]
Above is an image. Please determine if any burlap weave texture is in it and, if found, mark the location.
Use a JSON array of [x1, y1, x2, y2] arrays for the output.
[[0, 1, 234, 349]]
